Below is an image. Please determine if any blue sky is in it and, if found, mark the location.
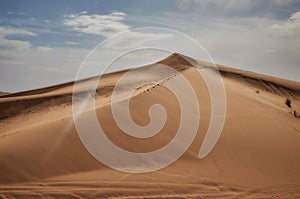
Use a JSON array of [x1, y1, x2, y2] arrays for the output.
[[1, 0, 300, 92]]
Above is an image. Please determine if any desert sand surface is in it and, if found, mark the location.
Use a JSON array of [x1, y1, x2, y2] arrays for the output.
[[1, 53, 300, 198]]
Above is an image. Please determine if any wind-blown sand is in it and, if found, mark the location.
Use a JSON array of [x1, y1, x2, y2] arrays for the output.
[[1, 53, 300, 198]]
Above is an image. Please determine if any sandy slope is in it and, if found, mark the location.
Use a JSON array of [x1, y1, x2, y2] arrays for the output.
[[1, 53, 300, 198]]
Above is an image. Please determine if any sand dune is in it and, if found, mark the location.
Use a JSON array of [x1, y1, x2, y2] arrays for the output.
[[1, 53, 300, 198], [0, 92, 9, 96]]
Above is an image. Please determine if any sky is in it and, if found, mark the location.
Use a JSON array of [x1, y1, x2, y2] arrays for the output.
[[0, 0, 300, 92]]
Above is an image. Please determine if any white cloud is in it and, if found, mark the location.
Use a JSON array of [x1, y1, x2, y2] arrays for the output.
[[63, 11, 171, 49], [0, 26, 56, 62], [80, 11, 88, 15], [0, 26, 36, 54], [271, 11, 300, 33], [63, 11, 129, 37], [0, 38, 31, 50], [0, 26, 36, 37], [7, 11, 26, 16], [64, 41, 78, 45]]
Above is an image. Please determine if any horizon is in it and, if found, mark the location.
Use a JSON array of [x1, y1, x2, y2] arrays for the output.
[[1, 0, 300, 92], [2, 52, 300, 94]]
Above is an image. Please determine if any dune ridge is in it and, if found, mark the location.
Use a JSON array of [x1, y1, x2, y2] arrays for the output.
[[1, 53, 299, 120], [0, 92, 9, 96]]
